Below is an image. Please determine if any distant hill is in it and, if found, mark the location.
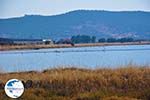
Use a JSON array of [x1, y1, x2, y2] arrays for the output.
[[0, 10, 150, 40]]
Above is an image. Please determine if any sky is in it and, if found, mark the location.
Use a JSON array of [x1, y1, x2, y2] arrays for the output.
[[0, 0, 150, 18]]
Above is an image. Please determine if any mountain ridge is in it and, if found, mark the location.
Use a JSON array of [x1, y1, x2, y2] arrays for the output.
[[0, 10, 150, 40], [1, 10, 150, 20]]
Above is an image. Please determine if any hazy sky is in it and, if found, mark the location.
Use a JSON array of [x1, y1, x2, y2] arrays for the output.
[[0, 0, 150, 18]]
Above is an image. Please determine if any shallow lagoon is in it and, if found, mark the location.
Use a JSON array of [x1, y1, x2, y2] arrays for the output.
[[0, 45, 150, 72]]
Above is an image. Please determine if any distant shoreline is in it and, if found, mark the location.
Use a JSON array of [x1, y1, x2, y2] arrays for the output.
[[0, 41, 150, 51]]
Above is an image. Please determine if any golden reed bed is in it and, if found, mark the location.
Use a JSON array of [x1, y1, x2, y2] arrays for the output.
[[0, 66, 150, 100]]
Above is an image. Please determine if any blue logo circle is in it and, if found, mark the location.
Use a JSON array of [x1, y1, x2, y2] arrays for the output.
[[5, 79, 24, 98]]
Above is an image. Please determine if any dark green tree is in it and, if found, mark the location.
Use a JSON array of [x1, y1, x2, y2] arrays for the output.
[[91, 36, 96, 43], [98, 38, 106, 43]]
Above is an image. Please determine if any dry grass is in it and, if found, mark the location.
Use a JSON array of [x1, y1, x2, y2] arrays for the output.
[[1, 41, 150, 51], [0, 66, 150, 100], [0, 44, 72, 51]]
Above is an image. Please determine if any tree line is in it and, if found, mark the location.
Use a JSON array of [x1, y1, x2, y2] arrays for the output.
[[69, 35, 134, 44], [98, 37, 134, 43], [71, 35, 96, 43]]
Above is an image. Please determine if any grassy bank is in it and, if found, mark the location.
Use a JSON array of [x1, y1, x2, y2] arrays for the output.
[[0, 41, 150, 51], [0, 66, 150, 100]]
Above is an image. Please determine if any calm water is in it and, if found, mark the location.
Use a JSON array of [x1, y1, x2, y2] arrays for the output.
[[0, 45, 150, 72]]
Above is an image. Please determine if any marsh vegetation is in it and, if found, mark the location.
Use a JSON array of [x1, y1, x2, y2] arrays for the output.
[[0, 66, 150, 100]]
